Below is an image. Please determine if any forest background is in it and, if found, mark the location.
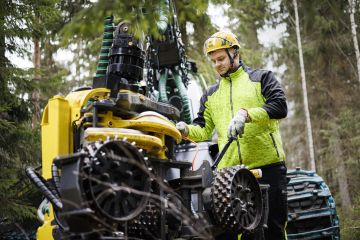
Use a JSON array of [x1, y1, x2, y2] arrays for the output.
[[1, 0, 359, 239]]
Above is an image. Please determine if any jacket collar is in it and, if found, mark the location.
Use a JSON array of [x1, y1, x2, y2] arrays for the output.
[[222, 64, 245, 81]]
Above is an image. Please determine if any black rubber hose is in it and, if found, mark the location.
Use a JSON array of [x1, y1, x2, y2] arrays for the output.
[[51, 163, 61, 198], [25, 167, 63, 210]]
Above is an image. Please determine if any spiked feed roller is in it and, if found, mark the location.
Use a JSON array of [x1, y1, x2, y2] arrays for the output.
[[211, 166, 262, 232]]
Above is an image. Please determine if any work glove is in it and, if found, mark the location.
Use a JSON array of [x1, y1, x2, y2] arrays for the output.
[[176, 121, 189, 137], [227, 109, 249, 140]]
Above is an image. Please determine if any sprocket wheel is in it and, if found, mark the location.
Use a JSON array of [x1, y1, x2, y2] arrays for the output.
[[212, 166, 262, 232]]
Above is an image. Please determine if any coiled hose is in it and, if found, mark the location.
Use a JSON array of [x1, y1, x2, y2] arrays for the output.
[[25, 167, 63, 210], [52, 163, 61, 197], [95, 16, 114, 77]]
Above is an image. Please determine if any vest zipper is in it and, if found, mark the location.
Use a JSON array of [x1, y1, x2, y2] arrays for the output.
[[270, 133, 280, 157], [229, 76, 243, 164]]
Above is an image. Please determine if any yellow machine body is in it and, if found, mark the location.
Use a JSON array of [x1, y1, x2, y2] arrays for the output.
[[37, 88, 181, 239], [40, 96, 71, 180], [36, 204, 54, 239]]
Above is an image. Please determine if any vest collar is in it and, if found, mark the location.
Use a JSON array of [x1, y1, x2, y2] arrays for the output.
[[222, 65, 245, 81]]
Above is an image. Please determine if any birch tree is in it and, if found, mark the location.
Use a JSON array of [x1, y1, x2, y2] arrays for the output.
[[292, 0, 316, 171], [348, 0, 360, 83], [31, 38, 41, 129]]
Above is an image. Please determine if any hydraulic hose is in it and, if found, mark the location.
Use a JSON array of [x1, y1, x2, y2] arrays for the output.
[[172, 69, 192, 124], [52, 163, 61, 198], [157, 0, 169, 34], [95, 16, 114, 77], [158, 68, 169, 102], [25, 167, 63, 210], [37, 199, 49, 222]]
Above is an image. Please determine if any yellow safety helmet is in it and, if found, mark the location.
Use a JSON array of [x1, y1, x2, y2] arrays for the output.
[[203, 31, 241, 55]]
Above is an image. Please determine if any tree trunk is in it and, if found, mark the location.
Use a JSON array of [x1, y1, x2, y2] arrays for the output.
[[293, 0, 316, 171], [31, 38, 41, 129], [348, 0, 360, 83], [0, 13, 6, 92], [333, 129, 352, 208]]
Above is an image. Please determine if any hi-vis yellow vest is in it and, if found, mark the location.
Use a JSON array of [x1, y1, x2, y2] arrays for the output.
[[188, 63, 287, 169]]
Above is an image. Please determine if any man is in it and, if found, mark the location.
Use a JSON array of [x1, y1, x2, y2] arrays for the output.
[[176, 31, 288, 240]]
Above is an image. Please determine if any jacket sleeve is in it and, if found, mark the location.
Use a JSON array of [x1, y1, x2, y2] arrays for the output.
[[187, 91, 215, 141], [247, 71, 288, 123]]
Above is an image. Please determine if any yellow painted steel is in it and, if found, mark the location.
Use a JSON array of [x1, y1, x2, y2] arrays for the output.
[[41, 95, 71, 180], [96, 111, 181, 142], [84, 127, 165, 157], [65, 88, 110, 149], [36, 205, 54, 239], [39, 95, 71, 240], [65, 88, 110, 122], [250, 169, 262, 179], [93, 111, 181, 158]]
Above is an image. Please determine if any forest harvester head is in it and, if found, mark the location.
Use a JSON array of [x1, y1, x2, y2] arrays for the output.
[[25, 14, 267, 240]]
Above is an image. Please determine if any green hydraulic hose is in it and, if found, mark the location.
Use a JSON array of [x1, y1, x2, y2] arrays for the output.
[[157, 0, 169, 34], [95, 16, 114, 77], [158, 69, 169, 102], [172, 69, 192, 124]]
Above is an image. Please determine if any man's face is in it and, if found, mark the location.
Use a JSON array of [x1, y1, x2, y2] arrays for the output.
[[209, 48, 232, 76]]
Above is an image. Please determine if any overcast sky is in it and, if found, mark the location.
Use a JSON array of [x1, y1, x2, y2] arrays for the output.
[[207, 3, 286, 47]]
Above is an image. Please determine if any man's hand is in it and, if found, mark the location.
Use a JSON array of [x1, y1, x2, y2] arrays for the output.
[[176, 121, 189, 137], [227, 109, 249, 139]]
